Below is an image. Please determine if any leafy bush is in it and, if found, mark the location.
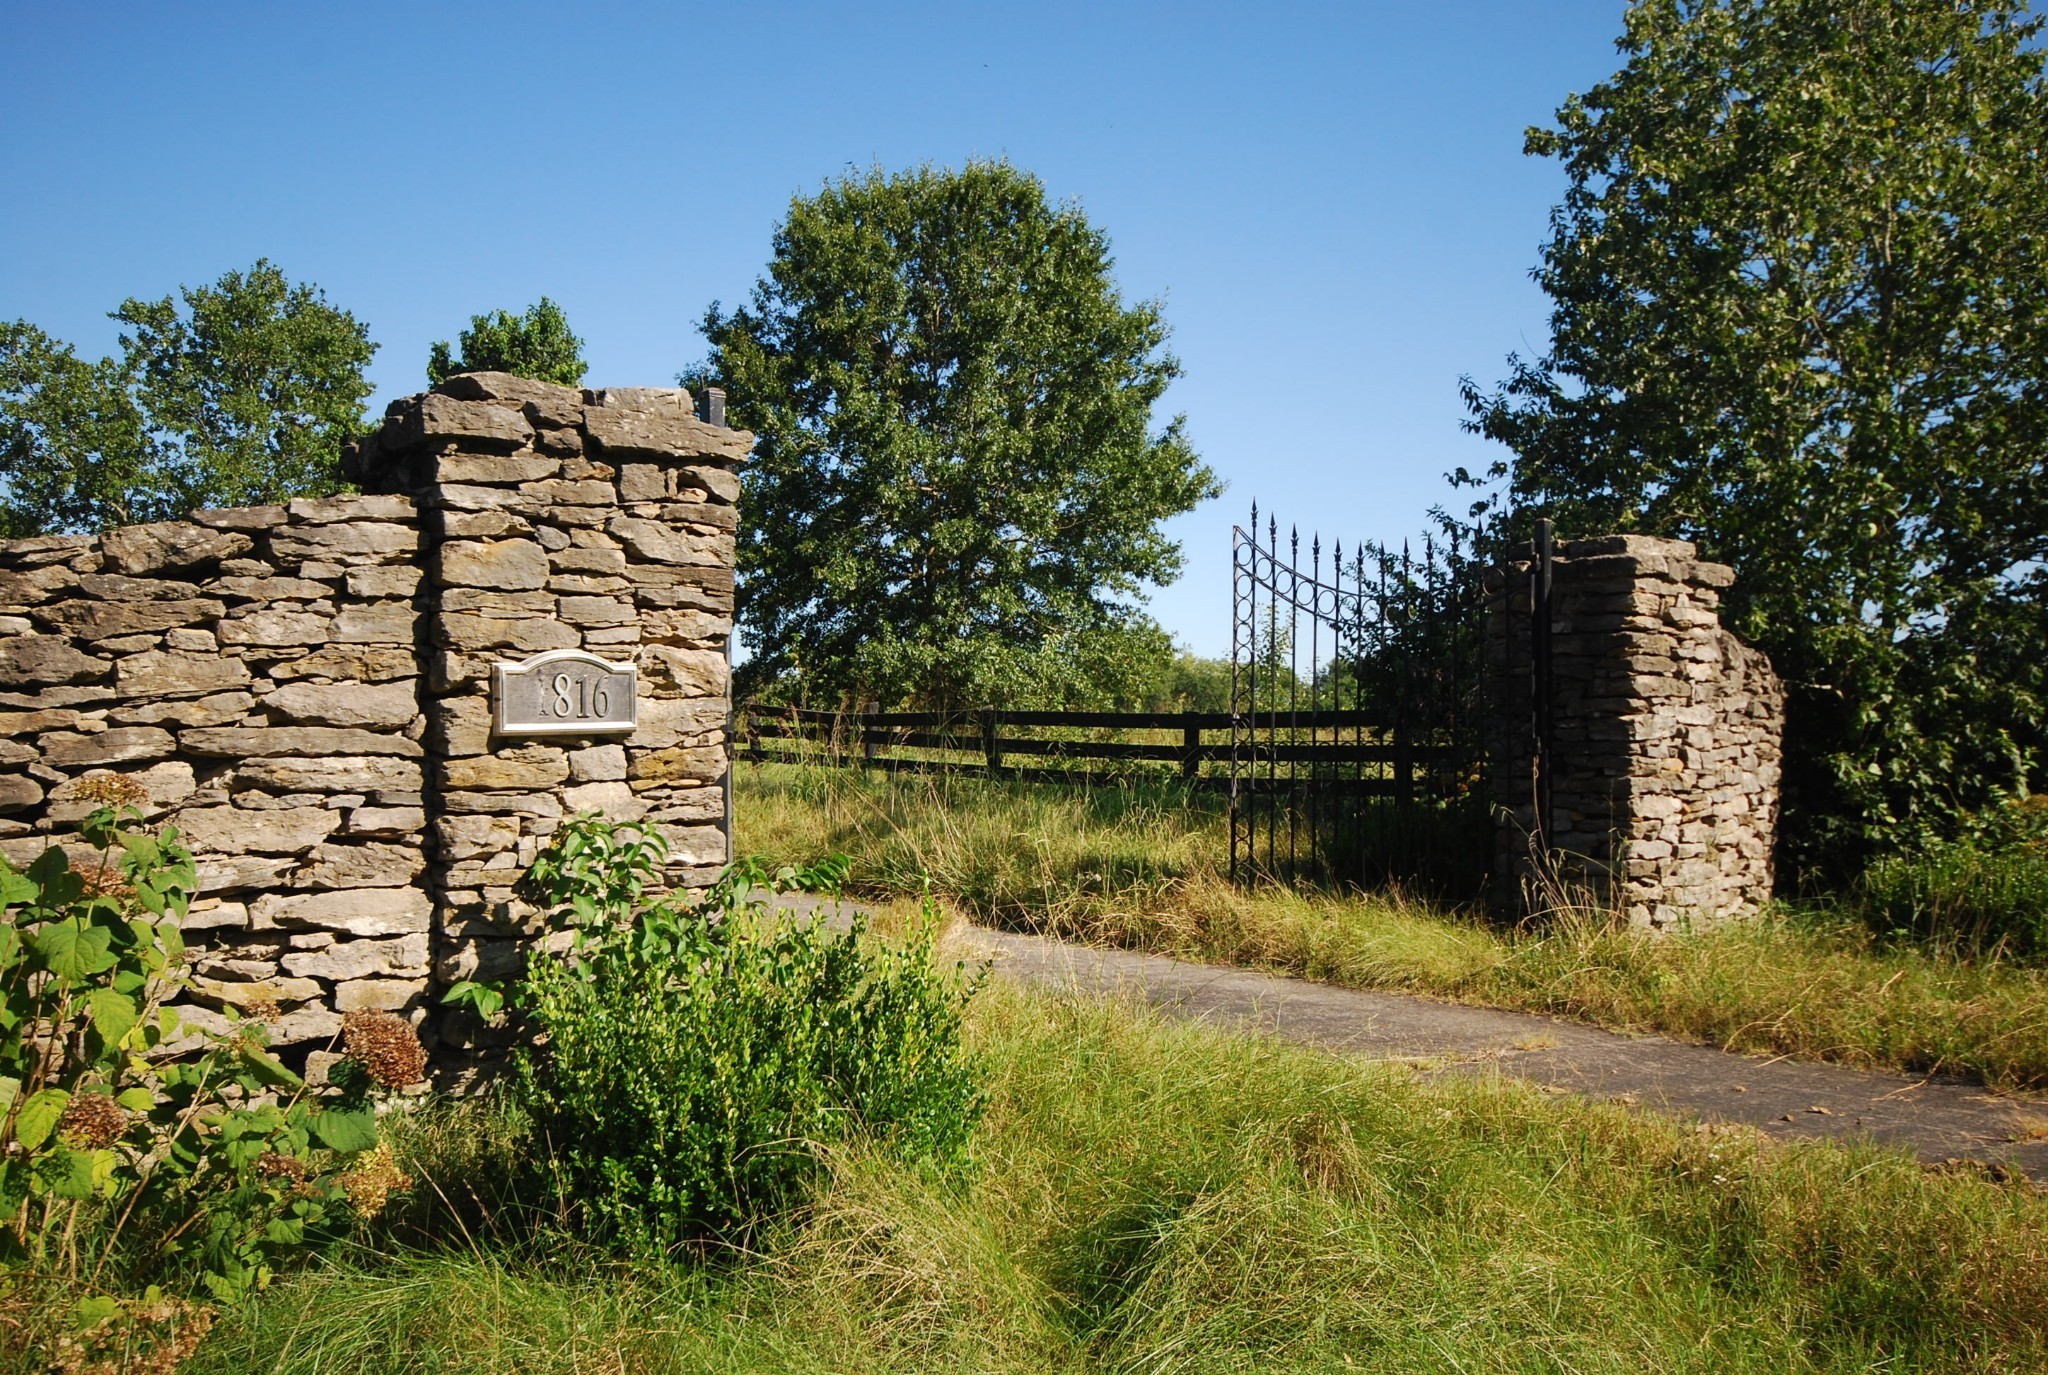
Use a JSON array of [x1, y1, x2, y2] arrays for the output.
[[1854, 796, 2048, 958], [0, 780, 425, 1354], [499, 814, 984, 1254]]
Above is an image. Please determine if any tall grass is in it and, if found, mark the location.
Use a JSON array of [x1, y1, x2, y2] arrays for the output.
[[737, 761, 2048, 1090], [190, 986, 2048, 1373]]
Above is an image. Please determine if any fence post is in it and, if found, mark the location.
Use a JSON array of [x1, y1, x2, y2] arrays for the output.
[[861, 702, 878, 768], [1182, 717, 1201, 782], [980, 707, 1001, 774]]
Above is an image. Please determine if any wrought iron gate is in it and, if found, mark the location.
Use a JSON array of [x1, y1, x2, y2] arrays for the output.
[[1228, 504, 1489, 896]]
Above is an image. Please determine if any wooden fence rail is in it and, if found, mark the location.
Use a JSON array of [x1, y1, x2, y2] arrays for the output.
[[739, 705, 1456, 794]]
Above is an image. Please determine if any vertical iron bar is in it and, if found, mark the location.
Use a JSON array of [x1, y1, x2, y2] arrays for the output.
[[1533, 516, 1555, 853], [1354, 545, 1367, 888], [1310, 535, 1322, 882], [1288, 525, 1299, 879], [1267, 513, 1279, 878]]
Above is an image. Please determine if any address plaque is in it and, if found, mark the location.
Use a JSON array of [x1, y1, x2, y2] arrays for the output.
[[492, 649, 638, 737]]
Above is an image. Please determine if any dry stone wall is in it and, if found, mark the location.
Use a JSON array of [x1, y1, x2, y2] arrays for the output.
[[1486, 534, 1784, 929], [0, 372, 744, 1075]]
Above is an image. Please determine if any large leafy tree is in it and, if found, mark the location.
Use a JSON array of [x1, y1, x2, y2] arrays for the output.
[[1464, 0, 2048, 877], [428, 297, 587, 387], [701, 161, 1220, 710], [0, 260, 375, 535]]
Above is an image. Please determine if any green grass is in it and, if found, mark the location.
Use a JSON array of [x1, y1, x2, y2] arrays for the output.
[[185, 985, 2048, 1373], [736, 760, 2048, 1091]]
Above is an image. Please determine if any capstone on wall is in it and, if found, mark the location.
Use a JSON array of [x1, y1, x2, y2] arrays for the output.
[[0, 372, 744, 1076], [1485, 534, 1784, 929]]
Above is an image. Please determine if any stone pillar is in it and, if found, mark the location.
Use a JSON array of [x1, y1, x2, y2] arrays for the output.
[[1486, 534, 1784, 929], [348, 372, 745, 1066]]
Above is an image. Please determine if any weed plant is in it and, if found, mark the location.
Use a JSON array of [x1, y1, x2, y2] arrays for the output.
[[1852, 795, 2048, 959], [470, 814, 985, 1255], [0, 784, 429, 1367], [738, 762, 2048, 1089], [190, 985, 2048, 1373]]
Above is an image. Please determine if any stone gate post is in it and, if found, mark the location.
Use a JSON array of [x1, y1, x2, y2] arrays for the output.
[[1485, 534, 1784, 929], [350, 372, 746, 1065]]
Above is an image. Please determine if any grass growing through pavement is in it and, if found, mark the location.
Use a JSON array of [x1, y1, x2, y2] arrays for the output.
[[190, 984, 2046, 1374], [737, 761, 2048, 1091]]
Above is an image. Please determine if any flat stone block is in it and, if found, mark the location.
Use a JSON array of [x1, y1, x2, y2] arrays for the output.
[[607, 516, 729, 567], [268, 523, 417, 561], [34, 599, 226, 640], [181, 726, 423, 759], [443, 747, 570, 791], [334, 978, 430, 1013], [333, 604, 416, 644], [42, 726, 176, 767], [216, 609, 333, 647], [280, 933, 429, 981], [177, 804, 340, 856], [255, 886, 431, 936], [436, 539, 550, 591], [267, 644, 419, 684], [231, 755, 423, 794], [346, 805, 425, 836], [263, 680, 418, 730], [292, 841, 427, 889], [101, 521, 253, 575]]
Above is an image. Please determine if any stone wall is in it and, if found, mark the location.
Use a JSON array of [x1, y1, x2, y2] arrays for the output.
[[1486, 534, 1784, 929], [0, 372, 743, 1074]]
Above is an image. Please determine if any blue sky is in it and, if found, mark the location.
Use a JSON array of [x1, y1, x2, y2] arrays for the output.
[[0, 1, 1626, 657]]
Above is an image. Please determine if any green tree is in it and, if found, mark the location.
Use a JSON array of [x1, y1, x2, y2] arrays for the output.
[[700, 161, 1220, 710], [1463, 0, 2048, 878], [0, 260, 375, 536], [427, 297, 587, 387]]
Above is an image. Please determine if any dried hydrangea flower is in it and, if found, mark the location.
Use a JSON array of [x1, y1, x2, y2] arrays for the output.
[[341, 1009, 429, 1089], [73, 772, 150, 808], [255, 1151, 310, 1182], [236, 994, 283, 1023], [76, 868, 137, 903], [57, 1091, 130, 1149], [337, 1143, 412, 1219]]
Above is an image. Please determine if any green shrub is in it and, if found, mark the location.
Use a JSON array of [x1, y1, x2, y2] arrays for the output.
[[1854, 796, 2048, 958], [0, 780, 425, 1359], [499, 814, 985, 1255]]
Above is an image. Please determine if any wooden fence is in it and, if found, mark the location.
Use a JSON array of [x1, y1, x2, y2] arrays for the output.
[[739, 705, 1454, 796]]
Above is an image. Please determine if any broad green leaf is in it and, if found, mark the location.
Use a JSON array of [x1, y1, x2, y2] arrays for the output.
[[310, 1105, 378, 1154], [32, 919, 113, 982], [86, 988, 138, 1045], [238, 1043, 304, 1090], [50, 1146, 117, 1200], [13, 1088, 69, 1151], [116, 1087, 156, 1112], [0, 864, 34, 908], [74, 1295, 122, 1329]]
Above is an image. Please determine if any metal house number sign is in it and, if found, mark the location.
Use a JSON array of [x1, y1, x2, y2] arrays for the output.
[[492, 649, 638, 737]]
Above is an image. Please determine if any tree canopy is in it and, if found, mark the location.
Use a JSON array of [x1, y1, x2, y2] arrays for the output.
[[701, 161, 1220, 710], [1463, 0, 2048, 876], [428, 297, 587, 387], [0, 260, 375, 536]]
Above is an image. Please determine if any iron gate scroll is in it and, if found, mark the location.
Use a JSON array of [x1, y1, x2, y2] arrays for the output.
[[1229, 505, 1488, 896]]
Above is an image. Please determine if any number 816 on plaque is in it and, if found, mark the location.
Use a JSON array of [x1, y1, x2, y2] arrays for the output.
[[492, 649, 638, 737]]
